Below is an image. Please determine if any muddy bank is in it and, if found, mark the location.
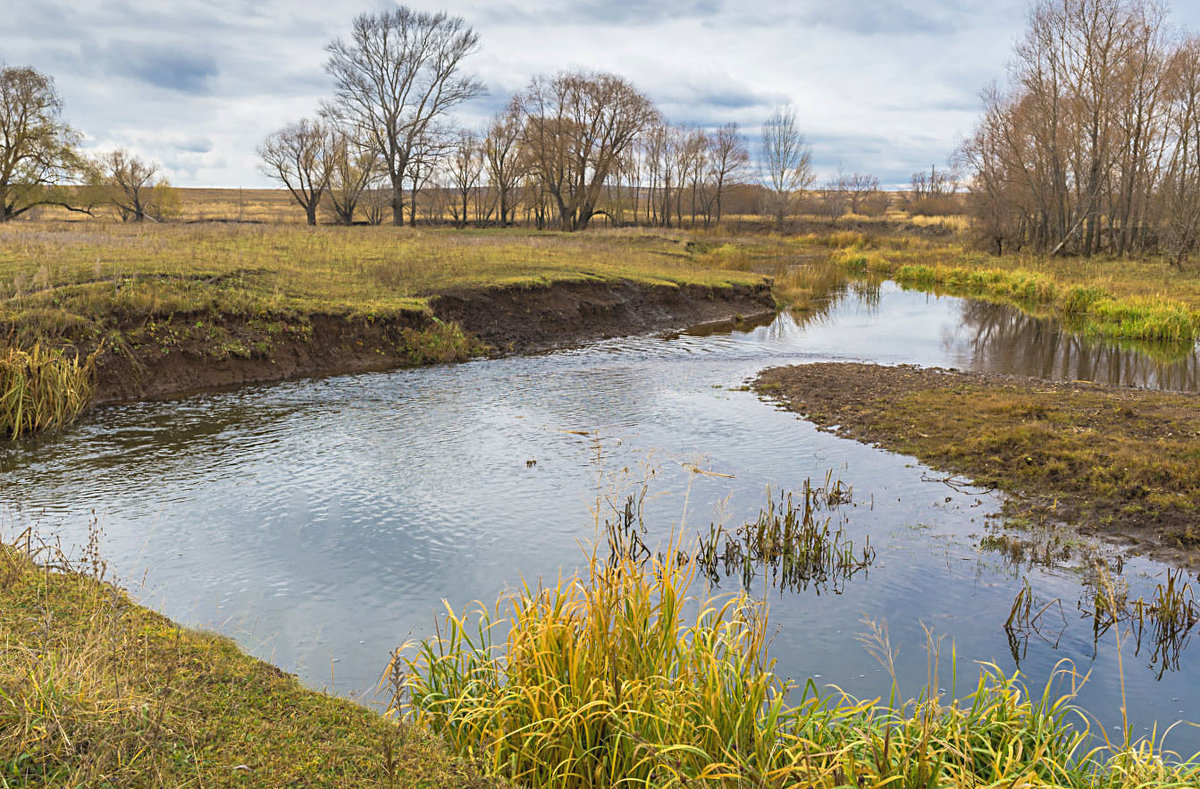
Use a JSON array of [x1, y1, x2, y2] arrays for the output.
[[756, 362, 1200, 567], [93, 278, 774, 403]]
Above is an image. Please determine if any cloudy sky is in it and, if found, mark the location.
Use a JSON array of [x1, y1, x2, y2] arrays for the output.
[[6, 0, 1200, 189]]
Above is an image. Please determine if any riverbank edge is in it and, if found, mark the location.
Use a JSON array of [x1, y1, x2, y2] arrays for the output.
[[0, 541, 505, 787], [90, 276, 776, 404], [754, 362, 1200, 568]]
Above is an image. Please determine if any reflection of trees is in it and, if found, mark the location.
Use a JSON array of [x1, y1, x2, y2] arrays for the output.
[[953, 301, 1200, 390]]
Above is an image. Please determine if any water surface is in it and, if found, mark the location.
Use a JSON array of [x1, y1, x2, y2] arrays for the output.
[[4, 282, 1199, 752]]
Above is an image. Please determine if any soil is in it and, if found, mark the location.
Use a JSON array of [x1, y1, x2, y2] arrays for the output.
[[756, 362, 1200, 568], [92, 278, 775, 403]]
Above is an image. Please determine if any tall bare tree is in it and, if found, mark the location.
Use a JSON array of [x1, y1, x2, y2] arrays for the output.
[[760, 107, 814, 232], [0, 66, 81, 221], [706, 123, 749, 225], [258, 118, 332, 226], [483, 109, 525, 226], [446, 130, 483, 228], [514, 71, 658, 231], [324, 7, 483, 227]]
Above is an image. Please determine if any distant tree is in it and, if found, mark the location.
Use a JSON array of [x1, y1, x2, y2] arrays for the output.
[[706, 122, 749, 224], [446, 130, 483, 228], [258, 118, 331, 226], [0, 66, 83, 221], [91, 149, 169, 222], [324, 7, 483, 227], [513, 71, 659, 231], [324, 129, 377, 225], [760, 107, 814, 232], [821, 173, 849, 226], [843, 172, 880, 214], [483, 109, 525, 226]]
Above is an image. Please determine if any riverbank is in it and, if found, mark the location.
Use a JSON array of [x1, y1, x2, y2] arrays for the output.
[[0, 223, 776, 408], [756, 363, 1200, 567], [0, 538, 501, 787], [812, 233, 1200, 346]]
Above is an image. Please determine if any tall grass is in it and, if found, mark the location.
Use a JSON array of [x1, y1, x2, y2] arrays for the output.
[[396, 500, 1200, 788], [0, 343, 97, 439]]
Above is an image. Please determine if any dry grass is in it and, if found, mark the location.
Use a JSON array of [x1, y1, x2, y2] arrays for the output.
[[0, 529, 503, 787], [398, 498, 1200, 788]]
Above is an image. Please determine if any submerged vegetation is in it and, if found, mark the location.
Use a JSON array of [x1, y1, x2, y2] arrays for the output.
[[0, 344, 97, 439], [398, 497, 1200, 788], [697, 476, 874, 594]]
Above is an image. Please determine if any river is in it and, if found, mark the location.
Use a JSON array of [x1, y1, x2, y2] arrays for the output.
[[3, 280, 1199, 753]]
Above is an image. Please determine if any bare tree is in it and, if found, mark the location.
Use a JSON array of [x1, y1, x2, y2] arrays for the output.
[[483, 109, 525, 226], [760, 107, 814, 232], [324, 7, 483, 227], [92, 149, 165, 222], [0, 66, 82, 221], [1162, 36, 1200, 264], [843, 172, 880, 214], [514, 71, 659, 231], [822, 173, 850, 226], [258, 118, 331, 226], [706, 123, 749, 224], [446, 130, 483, 228]]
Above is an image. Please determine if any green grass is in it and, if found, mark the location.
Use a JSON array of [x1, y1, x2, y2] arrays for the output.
[[0, 534, 503, 788], [398, 508, 1200, 788], [810, 238, 1200, 344]]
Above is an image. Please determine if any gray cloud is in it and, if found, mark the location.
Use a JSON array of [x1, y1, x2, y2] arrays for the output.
[[101, 43, 219, 93]]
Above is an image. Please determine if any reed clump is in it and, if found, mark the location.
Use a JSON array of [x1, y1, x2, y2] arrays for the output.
[[397, 501, 1200, 788], [0, 343, 97, 439]]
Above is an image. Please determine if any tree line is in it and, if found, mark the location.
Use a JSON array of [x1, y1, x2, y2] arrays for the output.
[[0, 5, 903, 230], [962, 0, 1200, 262], [260, 6, 870, 232]]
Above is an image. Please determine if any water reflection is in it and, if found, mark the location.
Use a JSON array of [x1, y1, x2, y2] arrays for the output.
[[952, 300, 1200, 390]]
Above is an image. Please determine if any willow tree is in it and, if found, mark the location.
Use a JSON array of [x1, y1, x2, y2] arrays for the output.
[[324, 7, 483, 227], [258, 118, 332, 226], [0, 66, 81, 221], [514, 71, 658, 231]]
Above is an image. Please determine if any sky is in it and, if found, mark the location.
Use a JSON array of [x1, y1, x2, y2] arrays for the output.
[[6, 0, 1200, 189]]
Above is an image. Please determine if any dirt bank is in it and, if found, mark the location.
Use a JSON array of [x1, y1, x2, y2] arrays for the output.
[[756, 362, 1200, 567], [92, 278, 774, 403]]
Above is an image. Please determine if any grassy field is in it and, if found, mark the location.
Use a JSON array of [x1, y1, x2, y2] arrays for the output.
[[0, 222, 774, 345]]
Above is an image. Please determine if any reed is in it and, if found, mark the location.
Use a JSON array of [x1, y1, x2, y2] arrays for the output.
[[397, 493, 1200, 788], [0, 343, 97, 439]]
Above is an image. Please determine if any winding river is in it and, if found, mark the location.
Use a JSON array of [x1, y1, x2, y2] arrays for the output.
[[4, 281, 1200, 753]]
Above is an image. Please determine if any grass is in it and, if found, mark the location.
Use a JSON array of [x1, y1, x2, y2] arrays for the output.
[[0, 528, 501, 787], [755, 363, 1200, 563], [0, 222, 769, 346], [806, 235, 1200, 344], [397, 499, 1200, 788], [0, 344, 97, 439]]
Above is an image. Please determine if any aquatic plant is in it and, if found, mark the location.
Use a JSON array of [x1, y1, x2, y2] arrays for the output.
[[397, 493, 1200, 788], [696, 478, 874, 595], [0, 343, 98, 439]]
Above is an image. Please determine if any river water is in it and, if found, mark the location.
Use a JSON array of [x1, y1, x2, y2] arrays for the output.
[[3, 281, 1199, 753]]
